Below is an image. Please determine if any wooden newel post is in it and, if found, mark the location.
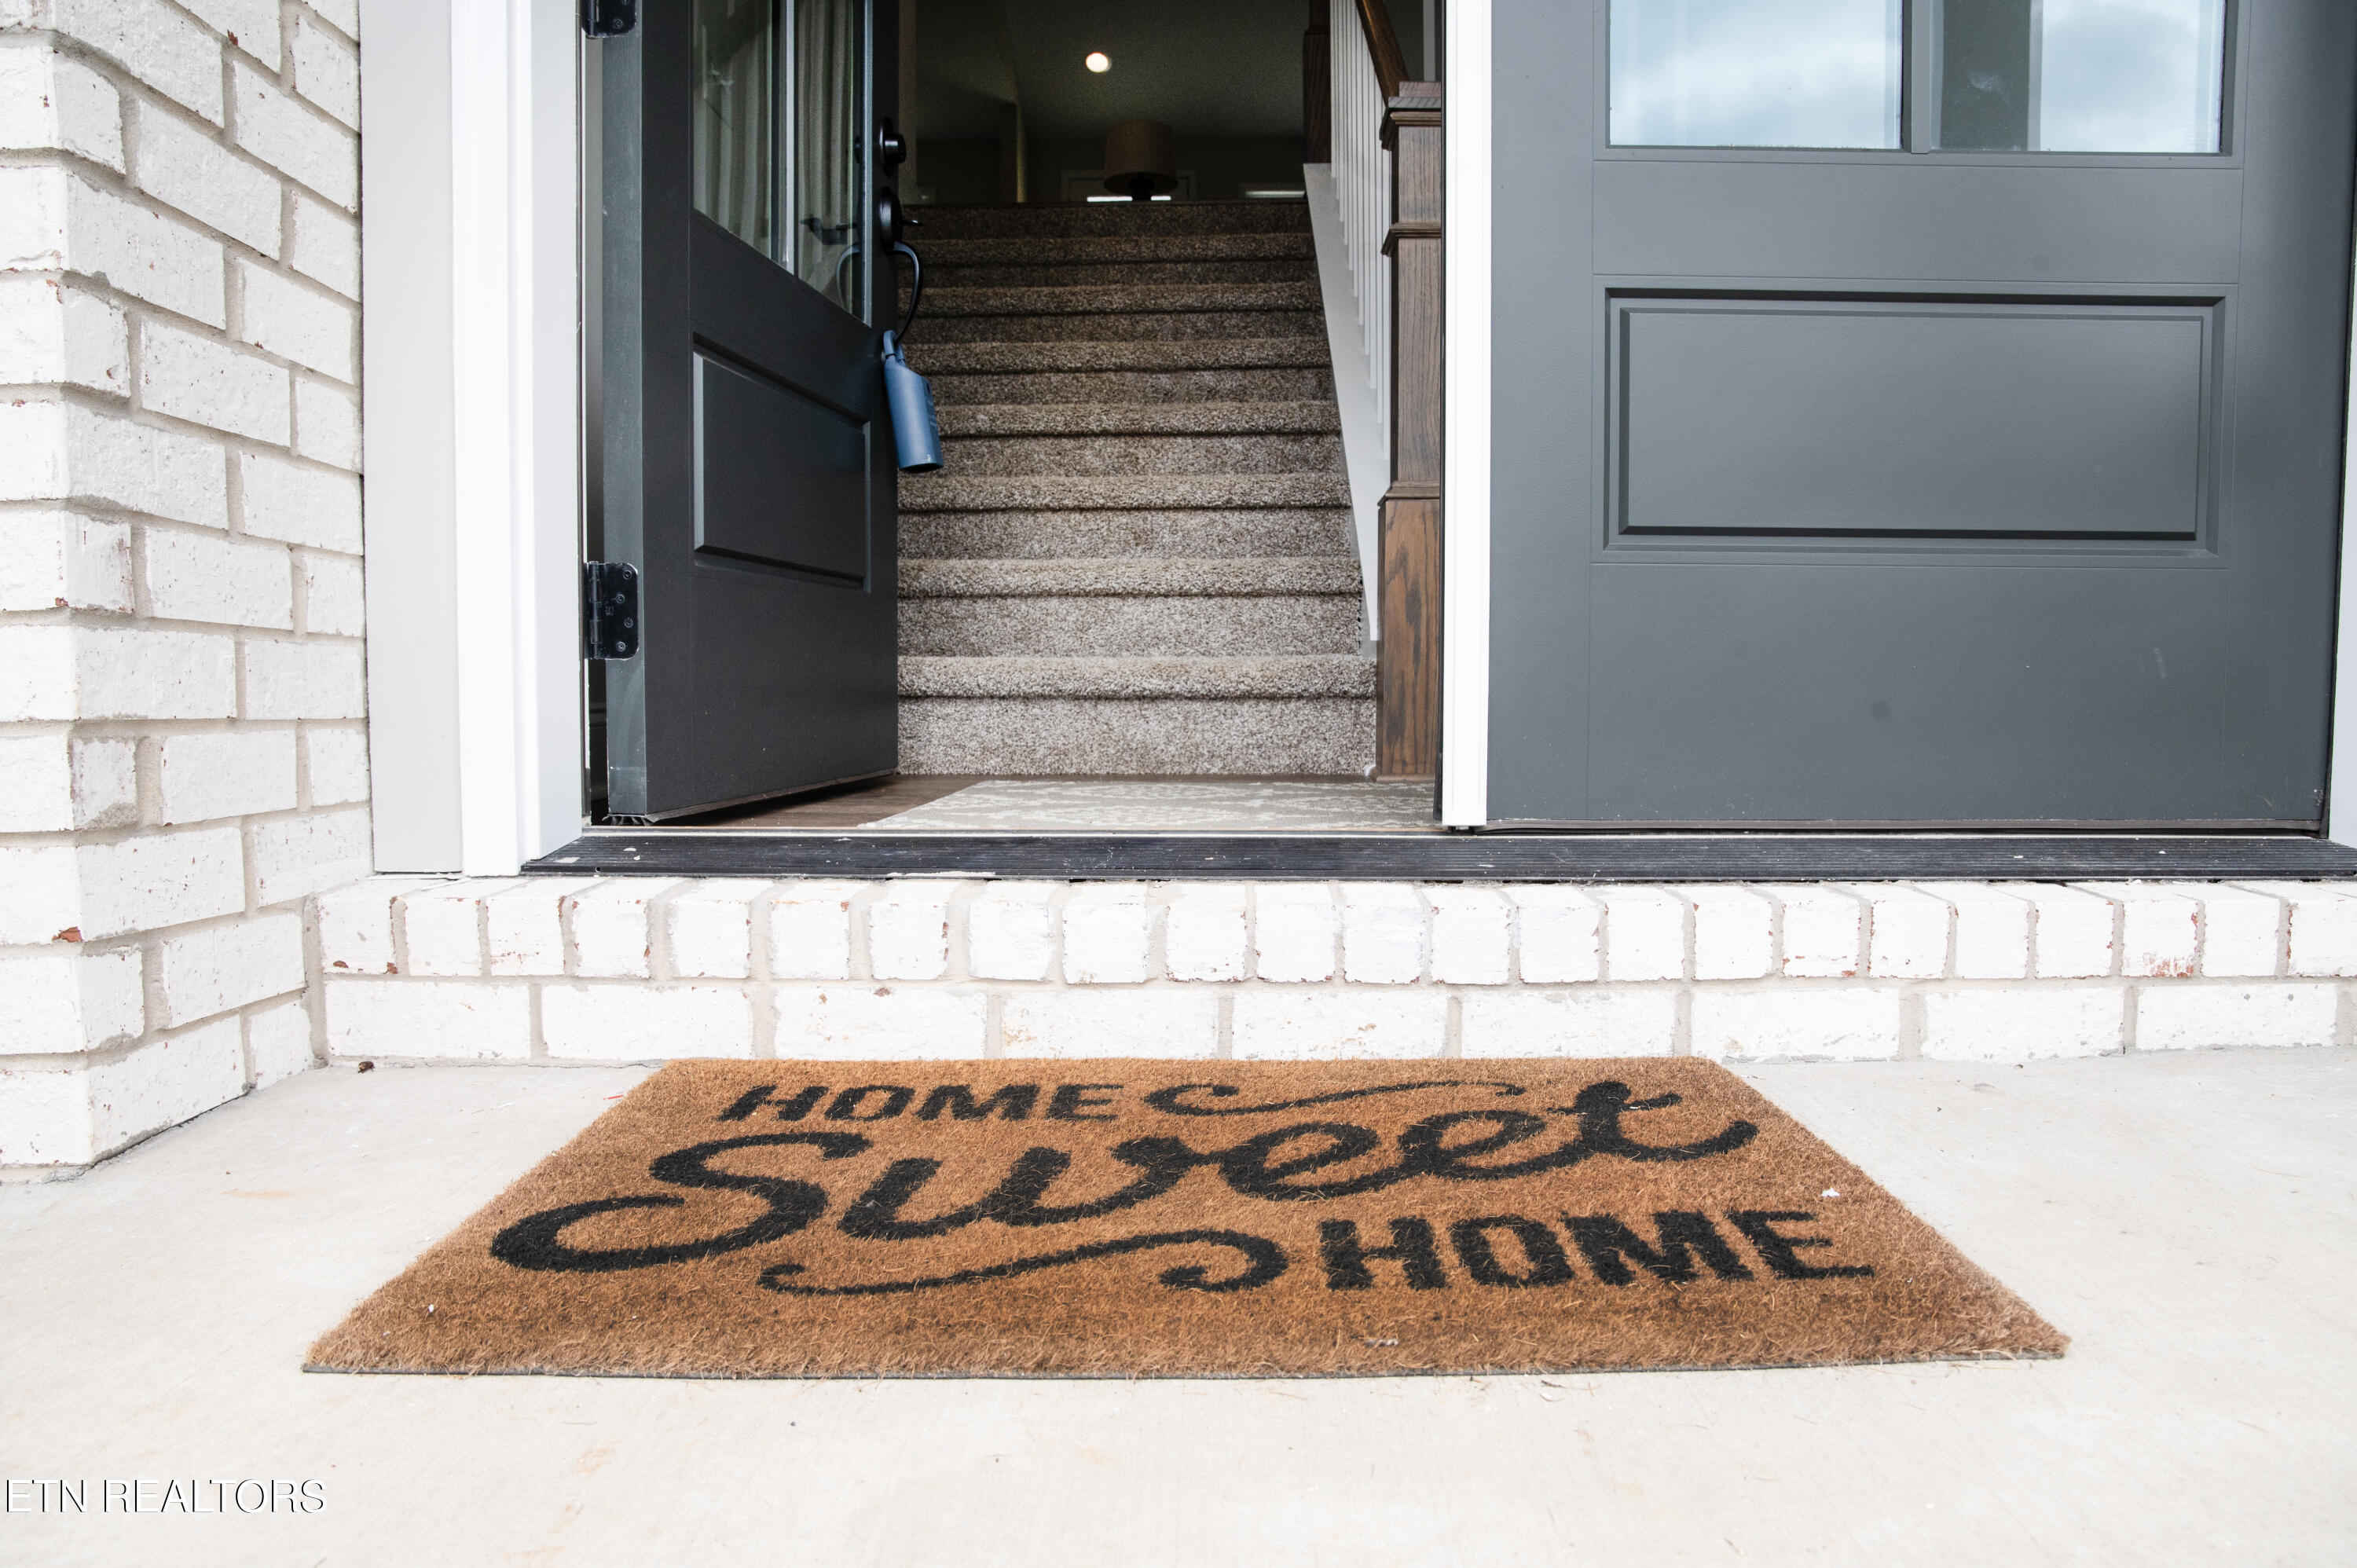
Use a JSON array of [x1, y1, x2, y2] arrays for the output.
[[1378, 83, 1443, 780], [1303, 1, 1332, 164]]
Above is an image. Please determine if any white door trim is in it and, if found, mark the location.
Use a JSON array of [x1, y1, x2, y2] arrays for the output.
[[1440, 0, 1493, 826], [2330, 219, 2357, 844], [361, 0, 583, 874]]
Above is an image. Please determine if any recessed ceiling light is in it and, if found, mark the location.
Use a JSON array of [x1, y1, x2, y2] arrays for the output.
[[1085, 52, 1111, 73]]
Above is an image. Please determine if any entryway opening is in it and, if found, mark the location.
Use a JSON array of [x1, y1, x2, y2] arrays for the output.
[[584, 1, 1446, 837]]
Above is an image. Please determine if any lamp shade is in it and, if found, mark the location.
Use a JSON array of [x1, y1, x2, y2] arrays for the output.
[[1102, 119, 1177, 196]]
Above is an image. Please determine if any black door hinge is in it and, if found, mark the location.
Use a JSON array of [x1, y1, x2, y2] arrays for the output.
[[585, 562, 640, 659], [581, 0, 636, 37]]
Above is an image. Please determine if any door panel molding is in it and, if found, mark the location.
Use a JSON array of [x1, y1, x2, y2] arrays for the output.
[[1606, 294, 2222, 549]]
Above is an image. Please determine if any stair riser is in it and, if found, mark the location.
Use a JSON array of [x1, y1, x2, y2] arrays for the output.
[[929, 434, 1342, 478], [901, 509, 1355, 561], [922, 284, 1321, 317], [937, 403, 1339, 438], [915, 235, 1314, 268], [910, 203, 1309, 240], [907, 341, 1329, 376], [901, 595, 1362, 658], [902, 474, 1351, 513], [929, 368, 1336, 407], [926, 258, 1318, 289], [919, 310, 1325, 345], [898, 655, 1376, 701], [900, 698, 1376, 776]]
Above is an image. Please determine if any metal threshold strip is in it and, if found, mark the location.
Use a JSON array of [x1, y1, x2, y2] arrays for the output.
[[526, 830, 2357, 883]]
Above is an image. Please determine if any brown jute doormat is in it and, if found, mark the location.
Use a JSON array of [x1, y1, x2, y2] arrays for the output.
[[308, 1059, 2065, 1378]]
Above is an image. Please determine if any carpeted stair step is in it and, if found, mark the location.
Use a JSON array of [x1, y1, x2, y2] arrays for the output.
[[891, 200, 1365, 775], [921, 309, 1325, 345], [899, 694, 1376, 775], [928, 367, 1336, 408], [904, 338, 1329, 376], [901, 592, 1360, 659], [916, 233, 1314, 270], [924, 282, 1321, 317], [900, 472, 1351, 513], [932, 432, 1340, 478], [898, 654, 1376, 700], [922, 255, 1317, 291], [900, 556, 1361, 599], [902, 507, 1356, 562], [910, 200, 1308, 240], [936, 401, 1339, 438]]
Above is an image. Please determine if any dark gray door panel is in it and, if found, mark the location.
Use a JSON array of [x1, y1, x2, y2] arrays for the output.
[[1583, 565, 2229, 824], [694, 354, 870, 580], [599, 0, 898, 819], [1615, 299, 2212, 540], [1488, 0, 2355, 827], [1593, 162, 2246, 284]]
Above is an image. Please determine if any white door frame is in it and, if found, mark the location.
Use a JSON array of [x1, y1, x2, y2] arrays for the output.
[[1439, 0, 1492, 827], [357, 0, 2357, 870], [361, 0, 584, 874]]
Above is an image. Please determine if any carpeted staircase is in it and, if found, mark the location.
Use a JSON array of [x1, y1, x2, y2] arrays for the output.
[[896, 200, 1376, 776]]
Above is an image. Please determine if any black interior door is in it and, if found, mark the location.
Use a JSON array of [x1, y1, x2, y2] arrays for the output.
[[1486, 0, 2357, 828], [599, 0, 897, 820]]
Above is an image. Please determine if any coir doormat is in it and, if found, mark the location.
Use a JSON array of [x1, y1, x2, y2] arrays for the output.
[[309, 1059, 2065, 1378]]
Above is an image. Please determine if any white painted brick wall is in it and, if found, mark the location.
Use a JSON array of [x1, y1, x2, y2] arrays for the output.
[[970, 882, 1057, 981], [1005, 991, 1219, 1058], [267, 877, 2357, 1073], [1255, 884, 1339, 982], [485, 877, 596, 978], [668, 880, 767, 980], [1232, 991, 1448, 1060], [1923, 987, 2125, 1061], [1061, 884, 1153, 984], [1342, 883, 1424, 984], [1597, 887, 1682, 982], [2244, 883, 2357, 978], [1428, 887, 1511, 985], [870, 885, 958, 981], [2137, 983, 2336, 1051], [0, 1, 368, 1171], [1916, 883, 2030, 980], [1508, 887, 1600, 984], [570, 881, 676, 979], [1461, 990, 1677, 1058], [1680, 885, 1772, 981], [2018, 885, 2117, 978], [544, 985, 755, 1062], [1167, 884, 1250, 981], [245, 993, 313, 1088], [1849, 884, 1950, 978], [1691, 987, 1903, 1064], [769, 881, 860, 980]]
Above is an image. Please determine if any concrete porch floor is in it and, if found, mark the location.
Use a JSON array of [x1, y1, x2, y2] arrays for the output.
[[3, 1050, 2352, 1566]]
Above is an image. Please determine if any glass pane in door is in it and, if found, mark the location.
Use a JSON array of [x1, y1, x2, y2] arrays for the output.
[[790, 0, 867, 318], [693, 0, 779, 253], [692, 0, 867, 318], [1610, 0, 1903, 148], [1938, 0, 2228, 152]]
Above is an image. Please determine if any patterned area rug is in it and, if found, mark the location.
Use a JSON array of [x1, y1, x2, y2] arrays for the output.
[[862, 780, 1436, 832], [309, 1059, 2064, 1379]]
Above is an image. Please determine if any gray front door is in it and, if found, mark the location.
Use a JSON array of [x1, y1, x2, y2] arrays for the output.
[[1487, 0, 2357, 828], [599, 0, 899, 820]]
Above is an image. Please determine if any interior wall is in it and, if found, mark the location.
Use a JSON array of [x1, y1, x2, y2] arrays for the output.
[[916, 136, 1307, 203]]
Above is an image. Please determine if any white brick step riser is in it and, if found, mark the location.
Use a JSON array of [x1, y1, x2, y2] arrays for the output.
[[313, 877, 2357, 1067], [897, 696, 1377, 775]]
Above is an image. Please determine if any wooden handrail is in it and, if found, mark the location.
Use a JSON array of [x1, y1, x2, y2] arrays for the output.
[[1350, 0, 1411, 101]]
